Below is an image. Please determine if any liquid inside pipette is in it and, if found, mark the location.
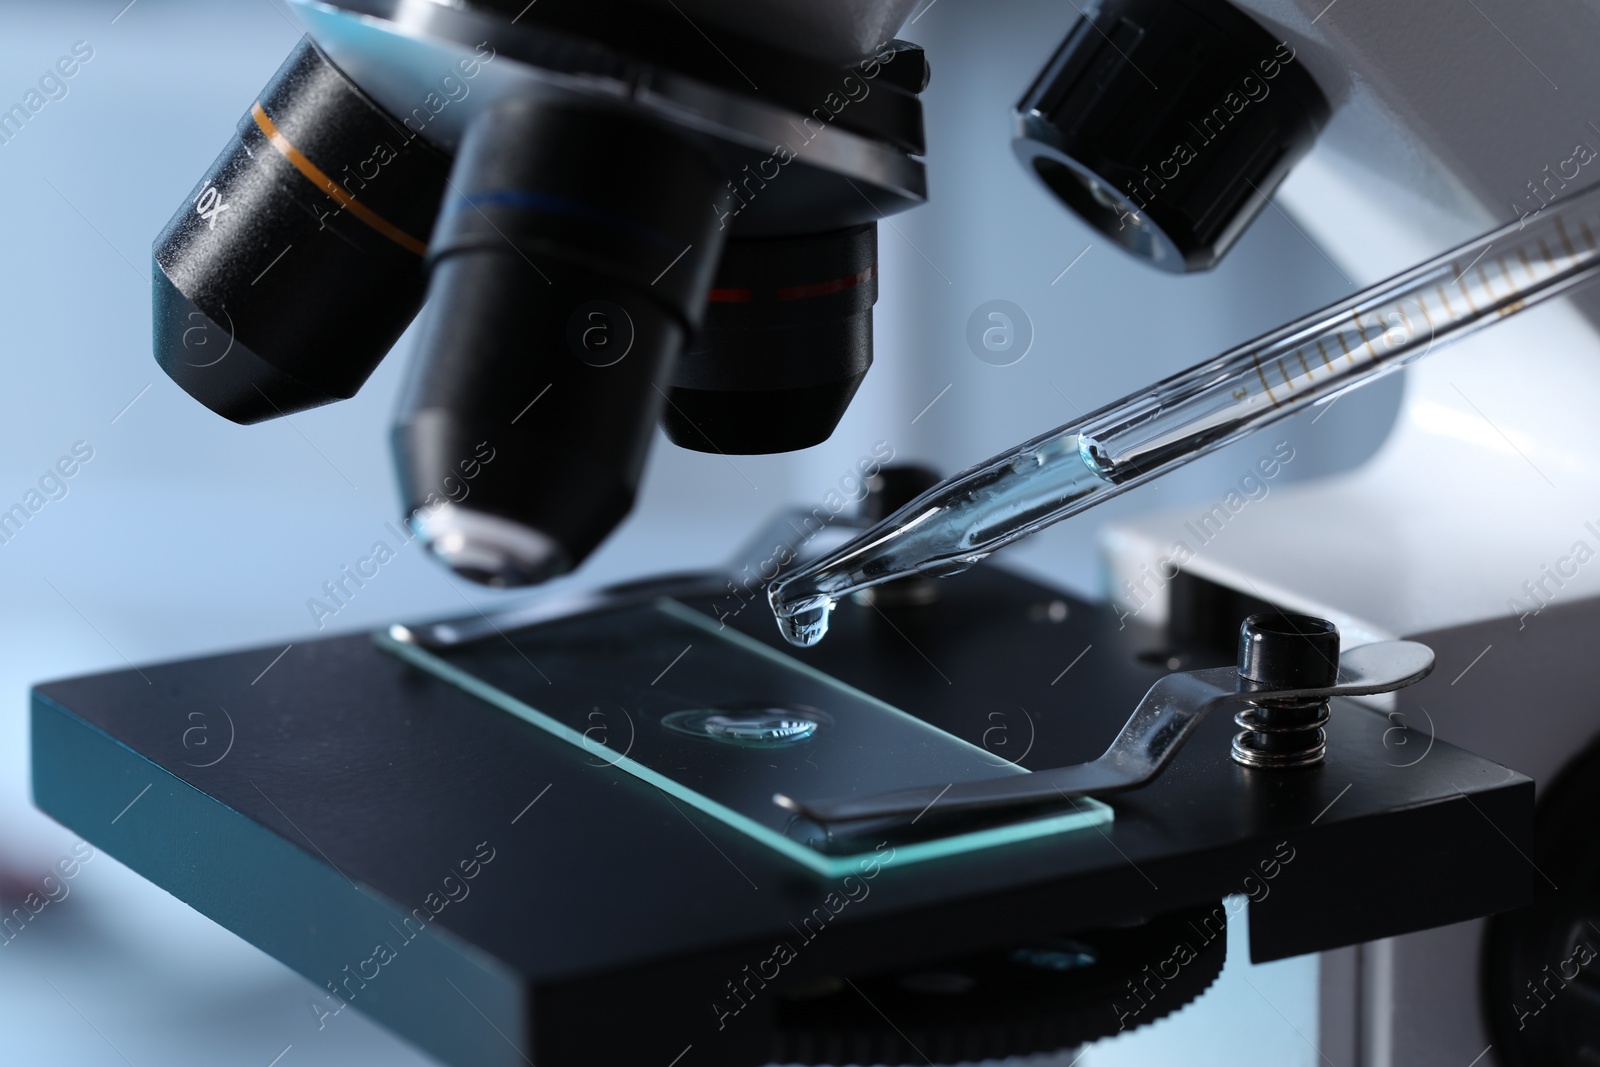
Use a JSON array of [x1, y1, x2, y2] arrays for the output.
[[770, 182, 1600, 647], [772, 433, 1115, 646]]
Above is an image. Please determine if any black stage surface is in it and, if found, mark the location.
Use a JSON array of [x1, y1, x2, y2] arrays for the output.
[[32, 565, 1532, 1066]]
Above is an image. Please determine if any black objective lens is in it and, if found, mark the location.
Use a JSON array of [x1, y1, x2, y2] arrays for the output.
[[1014, 0, 1327, 272], [663, 223, 878, 454], [393, 97, 727, 586], [153, 38, 450, 422]]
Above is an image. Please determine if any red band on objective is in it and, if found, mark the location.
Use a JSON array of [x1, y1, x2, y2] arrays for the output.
[[705, 264, 876, 304], [777, 265, 875, 301]]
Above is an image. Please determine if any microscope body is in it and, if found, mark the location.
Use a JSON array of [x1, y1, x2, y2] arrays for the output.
[[53, 0, 1590, 1064]]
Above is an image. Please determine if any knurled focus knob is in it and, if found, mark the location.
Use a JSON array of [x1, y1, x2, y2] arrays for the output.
[[1014, 0, 1328, 273]]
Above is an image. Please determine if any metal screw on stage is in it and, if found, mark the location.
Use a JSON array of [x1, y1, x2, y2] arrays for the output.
[[1231, 611, 1340, 769]]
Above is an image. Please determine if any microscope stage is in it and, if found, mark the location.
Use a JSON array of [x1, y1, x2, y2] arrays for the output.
[[30, 566, 1531, 1067]]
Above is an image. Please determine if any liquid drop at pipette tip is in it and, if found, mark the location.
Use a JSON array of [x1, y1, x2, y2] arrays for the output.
[[769, 434, 1115, 648], [774, 597, 832, 648]]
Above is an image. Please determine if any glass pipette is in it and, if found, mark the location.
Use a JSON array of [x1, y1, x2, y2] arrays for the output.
[[769, 182, 1600, 647]]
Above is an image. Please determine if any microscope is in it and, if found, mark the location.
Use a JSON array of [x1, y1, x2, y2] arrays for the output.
[[30, 0, 1592, 1064]]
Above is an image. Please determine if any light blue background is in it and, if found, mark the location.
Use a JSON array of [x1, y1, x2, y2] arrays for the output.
[[0, 1, 1396, 1063]]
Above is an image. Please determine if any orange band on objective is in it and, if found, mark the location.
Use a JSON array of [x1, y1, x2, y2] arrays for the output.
[[251, 101, 428, 257]]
